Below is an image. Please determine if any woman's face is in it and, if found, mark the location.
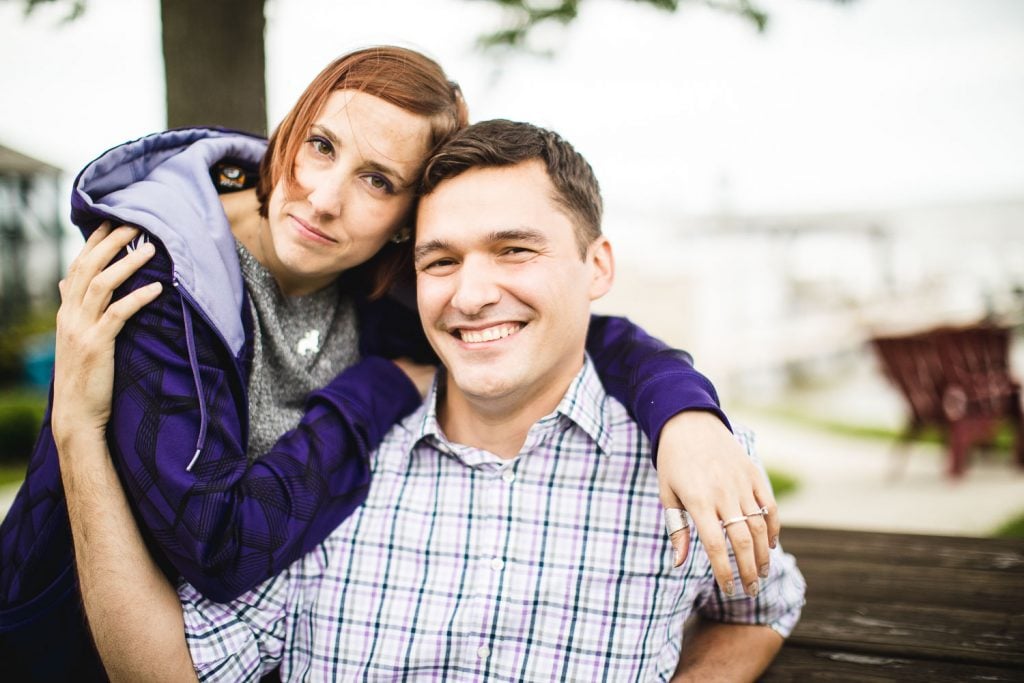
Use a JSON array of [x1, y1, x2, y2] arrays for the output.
[[263, 89, 432, 296]]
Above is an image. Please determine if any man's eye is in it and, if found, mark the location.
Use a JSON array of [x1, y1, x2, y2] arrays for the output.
[[502, 247, 534, 258], [423, 258, 457, 271]]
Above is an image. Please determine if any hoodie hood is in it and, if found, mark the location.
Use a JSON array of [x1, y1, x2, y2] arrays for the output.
[[71, 128, 268, 356]]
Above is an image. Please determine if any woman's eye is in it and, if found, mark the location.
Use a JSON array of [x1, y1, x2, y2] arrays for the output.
[[308, 136, 333, 157], [365, 174, 395, 194]]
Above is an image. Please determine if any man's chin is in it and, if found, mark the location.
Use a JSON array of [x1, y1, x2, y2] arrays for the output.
[[448, 375, 517, 403]]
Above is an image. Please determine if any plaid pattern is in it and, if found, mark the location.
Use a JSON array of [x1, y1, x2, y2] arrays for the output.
[[181, 359, 804, 681]]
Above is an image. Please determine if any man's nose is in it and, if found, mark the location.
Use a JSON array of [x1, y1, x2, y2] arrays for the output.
[[450, 257, 501, 315]]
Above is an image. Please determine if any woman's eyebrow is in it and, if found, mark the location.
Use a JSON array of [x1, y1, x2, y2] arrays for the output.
[[309, 124, 412, 187]]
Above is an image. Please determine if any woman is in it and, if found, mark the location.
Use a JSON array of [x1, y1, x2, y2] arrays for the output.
[[0, 46, 775, 679]]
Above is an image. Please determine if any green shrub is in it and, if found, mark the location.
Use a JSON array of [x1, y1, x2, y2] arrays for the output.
[[0, 307, 57, 386], [0, 392, 46, 464], [766, 468, 799, 499], [0, 462, 27, 487], [993, 511, 1024, 538]]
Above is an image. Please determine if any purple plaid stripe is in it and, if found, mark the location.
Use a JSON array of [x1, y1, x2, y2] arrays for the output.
[[181, 359, 804, 681]]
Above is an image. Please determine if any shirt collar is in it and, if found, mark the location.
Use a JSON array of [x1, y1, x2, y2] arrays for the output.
[[406, 354, 614, 459]]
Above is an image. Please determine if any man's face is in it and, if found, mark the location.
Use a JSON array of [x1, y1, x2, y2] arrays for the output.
[[414, 160, 613, 414]]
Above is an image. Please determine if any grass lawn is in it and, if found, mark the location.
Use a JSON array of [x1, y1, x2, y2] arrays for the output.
[[766, 468, 799, 499], [740, 402, 1017, 452], [993, 511, 1024, 538], [0, 462, 27, 488]]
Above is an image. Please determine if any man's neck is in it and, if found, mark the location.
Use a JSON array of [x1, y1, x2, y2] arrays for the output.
[[437, 369, 580, 460]]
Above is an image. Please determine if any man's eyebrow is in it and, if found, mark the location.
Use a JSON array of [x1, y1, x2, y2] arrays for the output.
[[309, 124, 413, 188], [414, 239, 451, 263], [487, 228, 548, 245], [415, 228, 551, 262]]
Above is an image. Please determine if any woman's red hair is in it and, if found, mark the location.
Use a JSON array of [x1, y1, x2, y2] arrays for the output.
[[256, 46, 468, 297]]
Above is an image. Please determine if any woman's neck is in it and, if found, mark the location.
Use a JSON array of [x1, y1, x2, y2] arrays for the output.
[[220, 188, 263, 258]]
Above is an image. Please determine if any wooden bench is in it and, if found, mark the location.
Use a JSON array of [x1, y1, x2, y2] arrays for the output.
[[761, 526, 1024, 681]]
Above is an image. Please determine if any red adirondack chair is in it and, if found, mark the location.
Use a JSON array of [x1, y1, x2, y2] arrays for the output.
[[871, 325, 1024, 477]]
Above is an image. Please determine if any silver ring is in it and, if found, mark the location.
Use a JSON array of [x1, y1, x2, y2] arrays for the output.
[[664, 508, 690, 536], [744, 506, 769, 519], [721, 515, 748, 529]]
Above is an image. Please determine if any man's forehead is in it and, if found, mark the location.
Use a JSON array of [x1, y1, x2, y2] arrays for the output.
[[416, 164, 573, 246]]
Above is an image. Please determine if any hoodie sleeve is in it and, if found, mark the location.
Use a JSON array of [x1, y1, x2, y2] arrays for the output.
[[584, 315, 731, 451], [106, 245, 421, 602]]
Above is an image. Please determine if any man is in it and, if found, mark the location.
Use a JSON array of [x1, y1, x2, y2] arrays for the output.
[[62, 120, 804, 681]]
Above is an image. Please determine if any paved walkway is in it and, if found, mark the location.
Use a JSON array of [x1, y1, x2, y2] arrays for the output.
[[739, 410, 1024, 537]]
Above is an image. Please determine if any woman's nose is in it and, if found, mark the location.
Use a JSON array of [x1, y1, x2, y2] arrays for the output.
[[305, 169, 347, 216]]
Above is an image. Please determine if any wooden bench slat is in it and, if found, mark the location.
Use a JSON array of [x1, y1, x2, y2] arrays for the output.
[[788, 597, 1024, 667], [762, 645, 1024, 682], [793, 557, 1024, 611], [779, 526, 1024, 572]]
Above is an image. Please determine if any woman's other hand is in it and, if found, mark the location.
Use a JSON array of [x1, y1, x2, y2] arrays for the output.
[[52, 222, 162, 447], [657, 411, 779, 599], [391, 357, 437, 399]]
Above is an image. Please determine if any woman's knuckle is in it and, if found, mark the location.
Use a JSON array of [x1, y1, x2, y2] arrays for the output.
[[731, 534, 753, 551]]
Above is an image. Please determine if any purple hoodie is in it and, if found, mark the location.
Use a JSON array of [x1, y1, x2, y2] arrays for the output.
[[0, 128, 727, 679]]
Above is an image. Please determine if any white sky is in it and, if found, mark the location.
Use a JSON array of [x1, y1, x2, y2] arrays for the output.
[[1, 0, 1022, 219]]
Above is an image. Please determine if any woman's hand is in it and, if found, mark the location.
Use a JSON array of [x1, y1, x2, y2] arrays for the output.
[[392, 357, 437, 399], [52, 223, 162, 448], [657, 411, 779, 599]]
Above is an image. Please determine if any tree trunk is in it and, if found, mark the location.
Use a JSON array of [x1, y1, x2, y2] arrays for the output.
[[161, 0, 267, 135]]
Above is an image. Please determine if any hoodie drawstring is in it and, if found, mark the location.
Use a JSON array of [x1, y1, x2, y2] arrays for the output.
[[179, 288, 208, 471]]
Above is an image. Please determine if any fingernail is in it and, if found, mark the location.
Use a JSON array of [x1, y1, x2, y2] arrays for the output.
[[674, 546, 683, 567], [722, 581, 735, 596], [770, 535, 778, 549], [746, 581, 760, 598], [140, 242, 155, 255], [759, 564, 769, 578]]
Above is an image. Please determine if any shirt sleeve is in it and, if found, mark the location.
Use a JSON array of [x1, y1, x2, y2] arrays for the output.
[[584, 314, 731, 449], [106, 242, 422, 602], [693, 429, 807, 636], [179, 573, 291, 681]]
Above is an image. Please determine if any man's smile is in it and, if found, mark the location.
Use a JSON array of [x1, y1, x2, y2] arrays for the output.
[[453, 322, 525, 344]]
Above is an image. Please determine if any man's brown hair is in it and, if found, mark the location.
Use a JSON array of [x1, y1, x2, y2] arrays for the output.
[[420, 119, 602, 256]]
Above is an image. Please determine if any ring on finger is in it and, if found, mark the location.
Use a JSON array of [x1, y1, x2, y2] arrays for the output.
[[720, 515, 747, 529], [744, 506, 769, 519], [663, 508, 691, 536]]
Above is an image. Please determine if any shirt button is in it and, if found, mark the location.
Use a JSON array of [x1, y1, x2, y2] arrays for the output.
[[489, 557, 504, 571], [501, 468, 515, 484], [477, 646, 490, 659]]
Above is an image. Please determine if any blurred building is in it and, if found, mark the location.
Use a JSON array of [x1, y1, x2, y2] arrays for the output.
[[596, 198, 1024, 402], [0, 143, 64, 324]]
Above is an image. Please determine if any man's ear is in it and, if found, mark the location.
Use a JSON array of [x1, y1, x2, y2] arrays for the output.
[[587, 236, 614, 301]]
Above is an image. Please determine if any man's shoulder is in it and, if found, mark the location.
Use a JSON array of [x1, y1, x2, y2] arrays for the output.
[[370, 400, 433, 466], [564, 356, 650, 455]]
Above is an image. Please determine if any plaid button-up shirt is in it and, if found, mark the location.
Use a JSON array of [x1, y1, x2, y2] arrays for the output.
[[181, 358, 805, 681]]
